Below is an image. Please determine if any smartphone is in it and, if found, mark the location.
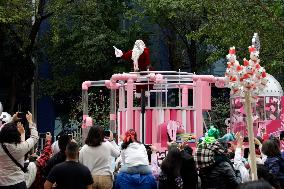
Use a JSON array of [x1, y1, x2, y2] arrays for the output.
[[17, 112, 28, 125], [17, 112, 30, 138], [280, 131, 284, 140], [104, 130, 110, 137]]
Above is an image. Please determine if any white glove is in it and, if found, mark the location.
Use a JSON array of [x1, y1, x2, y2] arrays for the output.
[[113, 46, 123, 57]]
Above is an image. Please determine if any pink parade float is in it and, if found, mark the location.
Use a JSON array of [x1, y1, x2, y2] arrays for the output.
[[81, 35, 283, 159], [81, 40, 227, 150], [81, 70, 227, 148]]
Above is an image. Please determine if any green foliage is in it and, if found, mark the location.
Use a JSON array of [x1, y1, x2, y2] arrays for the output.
[[40, 0, 144, 120], [205, 96, 230, 135], [0, 0, 35, 112], [133, 0, 284, 80], [134, 0, 210, 72], [70, 89, 110, 128], [0, 0, 32, 24], [200, 0, 284, 67]]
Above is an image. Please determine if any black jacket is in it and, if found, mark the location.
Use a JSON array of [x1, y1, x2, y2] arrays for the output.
[[180, 151, 198, 189], [199, 161, 241, 189]]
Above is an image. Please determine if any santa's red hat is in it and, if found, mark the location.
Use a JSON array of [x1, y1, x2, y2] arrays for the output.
[[236, 65, 243, 72], [229, 46, 236, 54], [249, 45, 256, 53], [243, 58, 249, 66]]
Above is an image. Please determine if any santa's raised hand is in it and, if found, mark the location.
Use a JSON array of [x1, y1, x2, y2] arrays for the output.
[[113, 46, 123, 57]]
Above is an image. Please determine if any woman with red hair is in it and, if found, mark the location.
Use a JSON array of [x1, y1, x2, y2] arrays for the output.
[[115, 129, 156, 189]]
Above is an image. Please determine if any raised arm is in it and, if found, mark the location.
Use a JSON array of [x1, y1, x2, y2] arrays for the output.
[[36, 132, 53, 169], [16, 112, 39, 157]]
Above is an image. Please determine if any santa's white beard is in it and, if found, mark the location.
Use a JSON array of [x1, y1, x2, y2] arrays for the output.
[[131, 45, 144, 65], [131, 45, 144, 71]]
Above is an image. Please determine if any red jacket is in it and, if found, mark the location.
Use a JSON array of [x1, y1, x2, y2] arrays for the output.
[[121, 48, 151, 71]]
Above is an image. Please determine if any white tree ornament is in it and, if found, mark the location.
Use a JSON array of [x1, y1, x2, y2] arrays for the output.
[[224, 33, 267, 181]]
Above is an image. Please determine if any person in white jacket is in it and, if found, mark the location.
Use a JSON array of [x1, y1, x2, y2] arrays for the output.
[[79, 125, 120, 189], [119, 129, 152, 174], [0, 112, 39, 188]]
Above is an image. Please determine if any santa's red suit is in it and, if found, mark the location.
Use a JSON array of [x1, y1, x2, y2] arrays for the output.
[[121, 47, 151, 71], [114, 41, 153, 95]]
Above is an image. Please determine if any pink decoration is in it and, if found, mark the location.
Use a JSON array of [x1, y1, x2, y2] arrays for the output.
[[110, 113, 116, 120], [186, 110, 191, 133], [127, 79, 134, 130], [270, 105, 276, 113], [146, 109, 152, 144], [82, 114, 88, 129], [134, 110, 141, 140], [105, 80, 120, 89], [155, 74, 164, 83], [82, 81, 92, 90], [240, 106, 245, 114], [164, 109, 171, 122], [170, 110, 177, 121], [152, 110, 159, 144], [177, 110, 182, 125], [85, 116, 93, 127], [195, 79, 204, 138], [182, 86, 189, 107], [202, 81, 212, 110], [167, 120, 179, 141], [121, 111, 126, 135]]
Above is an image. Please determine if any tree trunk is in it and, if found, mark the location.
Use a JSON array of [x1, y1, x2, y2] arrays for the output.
[[9, 76, 17, 113], [188, 39, 197, 73]]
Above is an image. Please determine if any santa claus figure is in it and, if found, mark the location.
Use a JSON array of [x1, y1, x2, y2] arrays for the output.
[[114, 40, 151, 71]]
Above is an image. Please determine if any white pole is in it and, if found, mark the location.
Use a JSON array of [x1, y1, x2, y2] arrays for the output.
[[244, 91, 258, 180]]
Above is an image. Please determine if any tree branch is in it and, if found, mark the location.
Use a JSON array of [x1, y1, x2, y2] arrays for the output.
[[26, 0, 53, 57], [254, 0, 284, 28]]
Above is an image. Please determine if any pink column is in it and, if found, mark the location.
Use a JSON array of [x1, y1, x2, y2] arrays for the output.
[[202, 82, 211, 110], [190, 111, 195, 133], [121, 110, 126, 135], [135, 110, 141, 140], [119, 82, 125, 110], [186, 110, 191, 133], [164, 109, 171, 122], [146, 110, 152, 144], [182, 86, 189, 107], [177, 110, 182, 123], [127, 79, 134, 130], [118, 111, 122, 136], [170, 110, 177, 120], [133, 110, 135, 131], [194, 79, 203, 138], [152, 109, 158, 144]]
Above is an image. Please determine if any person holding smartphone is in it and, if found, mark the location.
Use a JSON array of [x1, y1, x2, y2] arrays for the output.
[[0, 112, 39, 189], [79, 126, 120, 189]]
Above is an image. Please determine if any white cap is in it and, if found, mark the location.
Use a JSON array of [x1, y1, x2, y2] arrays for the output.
[[0, 112, 12, 123]]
